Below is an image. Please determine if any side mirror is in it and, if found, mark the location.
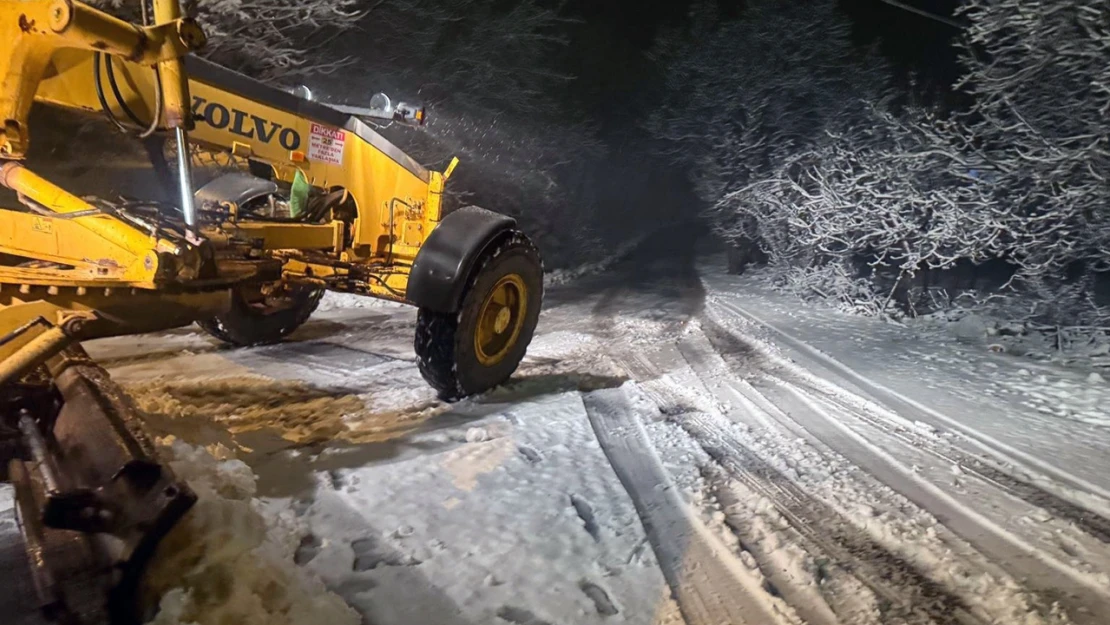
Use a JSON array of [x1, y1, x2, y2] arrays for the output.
[[369, 92, 392, 114]]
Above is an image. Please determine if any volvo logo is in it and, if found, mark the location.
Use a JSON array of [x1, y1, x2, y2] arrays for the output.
[[191, 96, 302, 151]]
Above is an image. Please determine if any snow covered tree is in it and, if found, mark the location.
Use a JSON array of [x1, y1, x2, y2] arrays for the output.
[[93, 0, 362, 81], [651, 0, 891, 198], [649, 0, 895, 283], [720, 103, 1015, 314], [188, 0, 362, 80], [653, 0, 1110, 323], [952, 0, 1110, 321], [341, 0, 574, 116]]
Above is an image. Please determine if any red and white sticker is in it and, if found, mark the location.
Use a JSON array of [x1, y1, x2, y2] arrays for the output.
[[309, 123, 346, 165]]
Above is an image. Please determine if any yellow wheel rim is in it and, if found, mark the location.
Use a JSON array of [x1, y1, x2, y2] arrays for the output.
[[474, 273, 528, 366]]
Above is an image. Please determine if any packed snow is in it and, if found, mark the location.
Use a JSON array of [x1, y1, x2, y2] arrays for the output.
[[77, 244, 1110, 625], [143, 440, 359, 625]]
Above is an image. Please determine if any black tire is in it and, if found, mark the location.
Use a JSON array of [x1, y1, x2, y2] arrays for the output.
[[198, 288, 323, 346], [415, 232, 543, 400]]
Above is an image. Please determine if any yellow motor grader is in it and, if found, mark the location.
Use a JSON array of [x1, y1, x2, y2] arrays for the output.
[[0, 1, 543, 622]]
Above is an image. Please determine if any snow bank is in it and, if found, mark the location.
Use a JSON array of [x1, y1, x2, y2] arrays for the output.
[[143, 440, 359, 625], [915, 307, 1110, 369]]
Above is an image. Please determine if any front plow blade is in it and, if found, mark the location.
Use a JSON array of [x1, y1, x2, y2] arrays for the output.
[[2, 347, 195, 625]]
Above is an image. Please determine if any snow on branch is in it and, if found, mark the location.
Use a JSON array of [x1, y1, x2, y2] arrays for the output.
[[91, 0, 362, 81], [652, 0, 1110, 325]]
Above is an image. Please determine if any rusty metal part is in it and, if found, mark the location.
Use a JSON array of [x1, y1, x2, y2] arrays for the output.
[[0, 310, 94, 387], [3, 345, 196, 625]]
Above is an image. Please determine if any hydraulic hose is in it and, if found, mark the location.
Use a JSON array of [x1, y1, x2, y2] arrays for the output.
[[92, 52, 128, 134], [93, 53, 164, 139]]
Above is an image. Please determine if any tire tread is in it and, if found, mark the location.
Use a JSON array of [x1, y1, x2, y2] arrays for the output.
[[199, 289, 323, 346], [415, 231, 542, 399]]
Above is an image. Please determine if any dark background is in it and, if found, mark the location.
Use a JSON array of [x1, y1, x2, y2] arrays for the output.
[[556, 0, 963, 130]]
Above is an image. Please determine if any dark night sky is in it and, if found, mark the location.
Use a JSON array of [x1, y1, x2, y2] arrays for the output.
[[559, 0, 963, 127], [840, 0, 963, 99], [564, 0, 692, 49], [572, 0, 962, 71]]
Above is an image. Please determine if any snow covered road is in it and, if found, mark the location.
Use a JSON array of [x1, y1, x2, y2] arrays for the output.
[[83, 229, 1110, 625]]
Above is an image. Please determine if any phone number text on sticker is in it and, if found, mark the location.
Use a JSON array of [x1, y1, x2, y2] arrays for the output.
[[309, 123, 346, 165]]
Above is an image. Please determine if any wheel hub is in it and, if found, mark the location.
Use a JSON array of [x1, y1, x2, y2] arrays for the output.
[[493, 306, 512, 334], [474, 273, 528, 366]]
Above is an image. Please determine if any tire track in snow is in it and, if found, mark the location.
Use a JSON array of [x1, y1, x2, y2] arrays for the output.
[[763, 377, 1110, 622], [614, 339, 1028, 625], [690, 313, 1110, 624], [582, 387, 796, 625], [790, 373, 1110, 545], [699, 307, 1110, 544], [671, 409, 984, 625], [713, 297, 1110, 504]]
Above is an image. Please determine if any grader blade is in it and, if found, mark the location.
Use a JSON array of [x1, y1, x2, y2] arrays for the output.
[[2, 337, 195, 624]]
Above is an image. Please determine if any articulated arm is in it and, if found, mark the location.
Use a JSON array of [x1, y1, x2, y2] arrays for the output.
[[0, 0, 205, 159], [1, 0, 462, 303], [0, 0, 220, 288]]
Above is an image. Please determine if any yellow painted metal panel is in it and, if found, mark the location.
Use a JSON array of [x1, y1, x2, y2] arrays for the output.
[[228, 222, 336, 251], [32, 49, 439, 263]]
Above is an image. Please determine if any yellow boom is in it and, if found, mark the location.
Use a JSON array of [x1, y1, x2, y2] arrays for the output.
[[4, 19, 454, 304], [0, 0, 542, 385], [1, 2, 544, 620], [36, 51, 455, 273]]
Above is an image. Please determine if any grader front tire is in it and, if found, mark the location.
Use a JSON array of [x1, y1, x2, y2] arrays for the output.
[[415, 232, 543, 400], [198, 288, 323, 346]]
